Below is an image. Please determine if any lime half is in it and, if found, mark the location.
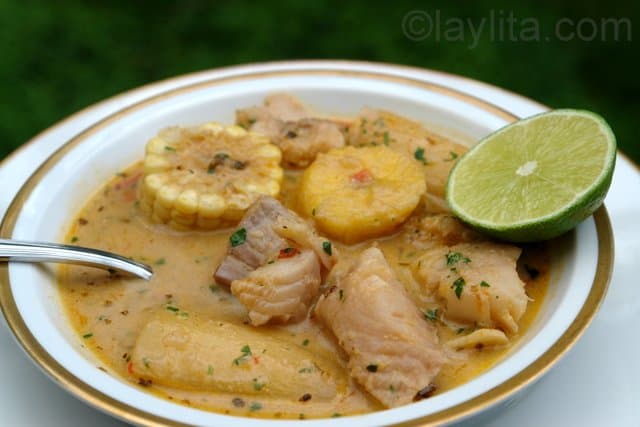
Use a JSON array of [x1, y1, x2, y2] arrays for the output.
[[446, 109, 616, 242]]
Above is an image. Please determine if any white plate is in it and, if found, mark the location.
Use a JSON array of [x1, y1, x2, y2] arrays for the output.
[[0, 61, 638, 426]]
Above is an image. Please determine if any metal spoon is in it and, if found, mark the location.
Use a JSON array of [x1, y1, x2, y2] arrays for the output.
[[0, 239, 153, 280]]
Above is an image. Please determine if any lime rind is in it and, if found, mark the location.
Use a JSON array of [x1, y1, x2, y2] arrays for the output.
[[446, 109, 616, 242]]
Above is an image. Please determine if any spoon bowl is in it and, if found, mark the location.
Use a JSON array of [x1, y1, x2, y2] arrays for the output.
[[0, 239, 153, 280]]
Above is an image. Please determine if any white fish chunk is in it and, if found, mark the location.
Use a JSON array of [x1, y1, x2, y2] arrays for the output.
[[215, 196, 336, 325], [403, 214, 484, 251], [231, 249, 321, 326], [315, 247, 445, 408], [214, 196, 336, 285], [415, 242, 527, 334], [237, 93, 348, 168]]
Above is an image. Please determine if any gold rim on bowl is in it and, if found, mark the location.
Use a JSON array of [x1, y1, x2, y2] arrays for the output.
[[0, 65, 615, 426]]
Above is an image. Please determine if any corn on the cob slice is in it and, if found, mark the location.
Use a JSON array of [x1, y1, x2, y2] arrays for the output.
[[139, 122, 283, 230], [298, 145, 426, 243]]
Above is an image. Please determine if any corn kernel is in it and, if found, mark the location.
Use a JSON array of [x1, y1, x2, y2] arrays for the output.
[[225, 125, 247, 137], [144, 155, 171, 174], [200, 122, 224, 134], [198, 194, 226, 218], [146, 137, 168, 154], [156, 185, 180, 209], [264, 180, 280, 195], [254, 144, 282, 161], [174, 189, 199, 215]]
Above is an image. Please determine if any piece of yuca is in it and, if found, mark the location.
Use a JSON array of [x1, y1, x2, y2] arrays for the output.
[[139, 123, 283, 230], [299, 145, 426, 243], [349, 109, 468, 213]]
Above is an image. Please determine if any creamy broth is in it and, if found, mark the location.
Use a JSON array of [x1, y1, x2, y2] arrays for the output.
[[59, 163, 549, 419]]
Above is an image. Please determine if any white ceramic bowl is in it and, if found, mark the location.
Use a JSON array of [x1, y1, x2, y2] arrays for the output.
[[0, 63, 613, 426]]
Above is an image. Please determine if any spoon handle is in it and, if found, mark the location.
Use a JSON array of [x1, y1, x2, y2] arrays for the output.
[[0, 239, 153, 280]]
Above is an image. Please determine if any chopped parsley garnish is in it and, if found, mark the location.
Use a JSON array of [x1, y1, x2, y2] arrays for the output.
[[298, 363, 318, 374], [164, 146, 176, 152], [252, 378, 265, 390], [331, 413, 342, 418], [322, 241, 332, 256], [446, 251, 471, 266], [82, 332, 93, 339], [414, 147, 427, 164], [154, 257, 166, 265], [424, 309, 439, 321], [214, 152, 230, 161], [445, 151, 459, 161], [230, 228, 247, 247], [166, 305, 179, 312], [209, 284, 220, 293], [207, 365, 214, 375], [480, 280, 491, 287], [249, 401, 262, 412], [366, 364, 378, 372], [302, 339, 310, 346], [338, 289, 344, 301], [142, 357, 151, 368], [452, 277, 466, 299], [311, 207, 317, 216], [457, 327, 466, 334], [383, 131, 390, 145], [233, 345, 252, 366], [71, 236, 79, 243]]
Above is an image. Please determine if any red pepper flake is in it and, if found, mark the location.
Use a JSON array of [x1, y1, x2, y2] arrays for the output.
[[253, 356, 261, 364], [127, 361, 134, 375], [115, 172, 143, 190], [278, 247, 300, 259], [350, 169, 374, 185]]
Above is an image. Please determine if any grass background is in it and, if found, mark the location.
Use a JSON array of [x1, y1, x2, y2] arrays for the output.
[[1, 1, 638, 163]]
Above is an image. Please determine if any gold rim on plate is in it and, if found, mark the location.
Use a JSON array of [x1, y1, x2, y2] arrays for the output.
[[0, 65, 615, 426]]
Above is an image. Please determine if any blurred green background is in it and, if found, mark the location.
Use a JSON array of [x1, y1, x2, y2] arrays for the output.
[[1, 1, 638, 163]]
